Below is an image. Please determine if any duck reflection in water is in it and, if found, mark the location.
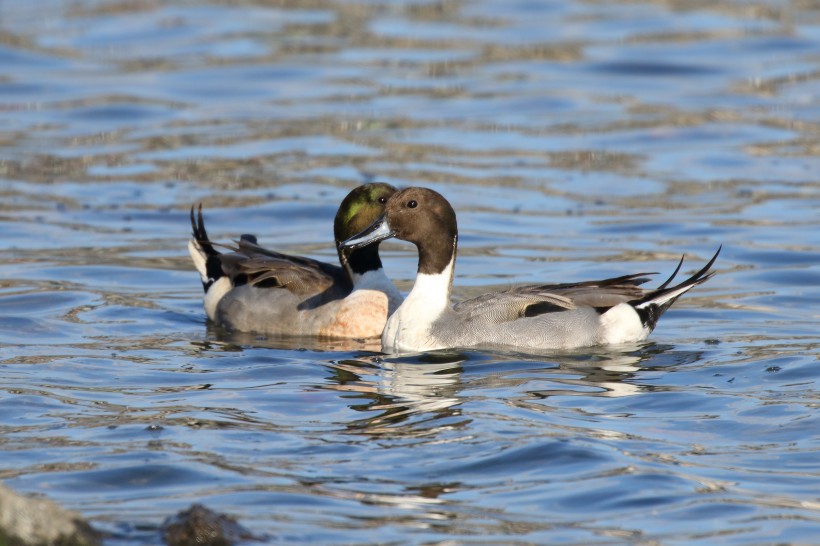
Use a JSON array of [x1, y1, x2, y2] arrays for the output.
[[204, 320, 385, 352], [202, 324, 704, 434], [319, 343, 706, 437], [325, 352, 467, 436]]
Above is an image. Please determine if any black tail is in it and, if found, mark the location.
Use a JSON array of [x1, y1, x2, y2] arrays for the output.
[[190, 204, 225, 293], [632, 246, 721, 330]]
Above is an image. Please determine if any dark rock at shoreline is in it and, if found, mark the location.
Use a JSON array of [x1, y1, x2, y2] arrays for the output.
[[162, 504, 257, 546]]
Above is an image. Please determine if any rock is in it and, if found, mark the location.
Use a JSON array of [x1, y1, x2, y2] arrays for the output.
[[0, 481, 100, 546], [162, 504, 256, 546]]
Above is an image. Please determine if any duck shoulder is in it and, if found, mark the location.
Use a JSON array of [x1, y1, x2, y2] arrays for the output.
[[453, 272, 653, 323]]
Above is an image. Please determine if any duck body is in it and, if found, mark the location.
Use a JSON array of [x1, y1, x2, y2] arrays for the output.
[[343, 187, 720, 354], [189, 183, 403, 339], [216, 267, 398, 339]]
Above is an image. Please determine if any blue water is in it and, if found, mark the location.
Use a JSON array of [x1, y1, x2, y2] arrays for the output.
[[1, 1, 819, 544]]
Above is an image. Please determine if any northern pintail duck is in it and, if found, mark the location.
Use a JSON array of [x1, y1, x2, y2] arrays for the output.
[[342, 187, 720, 353], [189, 183, 403, 339]]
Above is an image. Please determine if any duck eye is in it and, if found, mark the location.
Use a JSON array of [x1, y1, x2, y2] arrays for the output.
[[378, 196, 387, 204], [407, 200, 417, 208]]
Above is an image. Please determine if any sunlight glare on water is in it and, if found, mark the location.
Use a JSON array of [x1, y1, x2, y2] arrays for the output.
[[0, 0, 819, 544]]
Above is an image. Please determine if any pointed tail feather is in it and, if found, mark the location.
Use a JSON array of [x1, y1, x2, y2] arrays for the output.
[[632, 246, 721, 330], [188, 204, 225, 293], [654, 254, 684, 290]]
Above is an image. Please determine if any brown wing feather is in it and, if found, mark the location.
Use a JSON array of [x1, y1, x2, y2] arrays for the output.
[[217, 237, 349, 298], [239, 256, 342, 296]]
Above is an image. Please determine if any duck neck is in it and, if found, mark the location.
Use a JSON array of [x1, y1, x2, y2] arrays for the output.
[[404, 254, 455, 319], [341, 242, 383, 278], [406, 233, 457, 313], [418, 232, 457, 277]]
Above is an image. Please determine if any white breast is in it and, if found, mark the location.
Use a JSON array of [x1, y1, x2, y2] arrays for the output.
[[382, 261, 454, 353]]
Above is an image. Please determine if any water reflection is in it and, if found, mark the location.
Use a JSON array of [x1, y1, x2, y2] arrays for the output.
[[324, 352, 466, 437], [318, 344, 707, 438], [205, 321, 384, 353], [521, 344, 706, 400], [2, 0, 819, 541]]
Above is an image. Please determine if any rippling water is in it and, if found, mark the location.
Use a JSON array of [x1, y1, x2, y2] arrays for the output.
[[1, 1, 819, 544]]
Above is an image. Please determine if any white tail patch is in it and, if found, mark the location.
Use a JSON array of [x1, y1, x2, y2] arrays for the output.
[[188, 239, 209, 284], [188, 238, 231, 321], [203, 276, 232, 321], [599, 303, 650, 344]]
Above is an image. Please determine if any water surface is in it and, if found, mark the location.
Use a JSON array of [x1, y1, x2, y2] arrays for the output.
[[1, 0, 819, 544]]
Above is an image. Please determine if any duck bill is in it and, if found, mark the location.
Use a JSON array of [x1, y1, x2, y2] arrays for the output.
[[341, 216, 395, 250]]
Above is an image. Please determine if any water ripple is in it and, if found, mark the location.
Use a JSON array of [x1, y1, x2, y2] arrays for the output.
[[1, 0, 819, 543]]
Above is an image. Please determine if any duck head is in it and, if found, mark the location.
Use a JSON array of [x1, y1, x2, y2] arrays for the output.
[[342, 187, 458, 275], [334, 182, 398, 276]]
